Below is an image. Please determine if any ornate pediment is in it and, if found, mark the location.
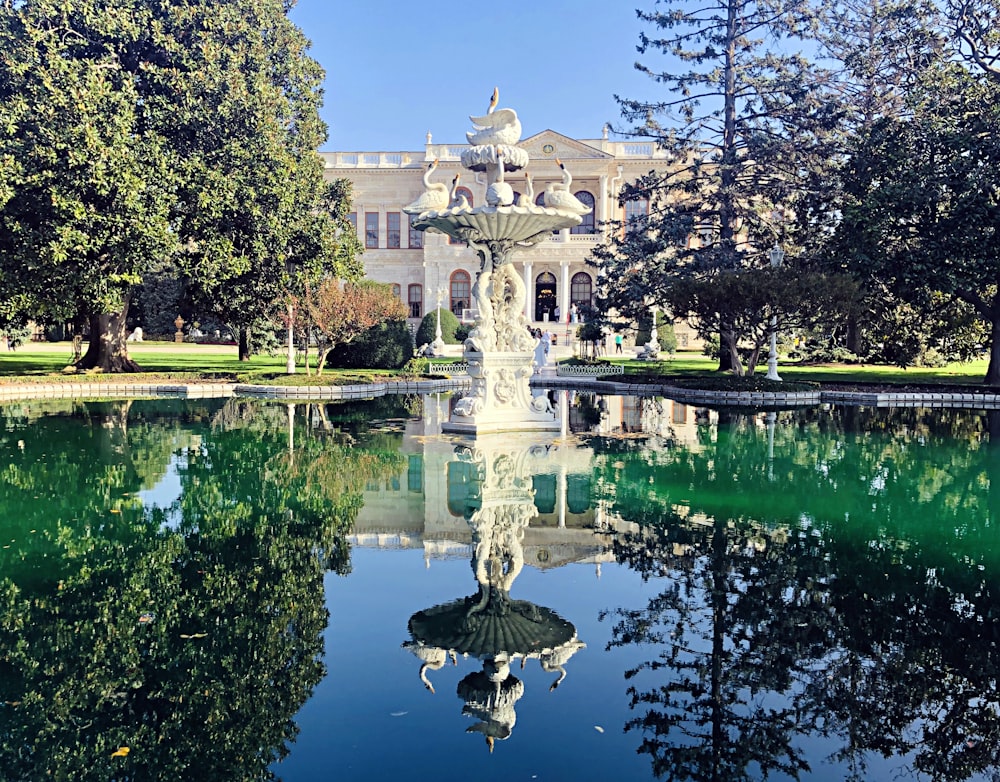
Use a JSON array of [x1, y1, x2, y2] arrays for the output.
[[518, 131, 612, 162]]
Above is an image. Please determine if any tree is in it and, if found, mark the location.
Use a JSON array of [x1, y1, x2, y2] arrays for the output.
[[664, 267, 858, 374], [596, 0, 837, 370], [835, 63, 1000, 383], [0, 0, 350, 370], [299, 279, 408, 375], [950, 0, 1000, 81]]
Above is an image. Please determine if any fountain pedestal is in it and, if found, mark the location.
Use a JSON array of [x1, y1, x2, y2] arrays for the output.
[[442, 350, 556, 434]]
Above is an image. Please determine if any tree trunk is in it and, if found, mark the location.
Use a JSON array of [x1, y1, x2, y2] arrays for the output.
[[721, 330, 744, 376], [76, 297, 140, 373], [238, 328, 251, 362], [985, 313, 1000, 385]]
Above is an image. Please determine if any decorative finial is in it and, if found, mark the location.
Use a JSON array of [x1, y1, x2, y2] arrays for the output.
[[426, 131, 432, 144]]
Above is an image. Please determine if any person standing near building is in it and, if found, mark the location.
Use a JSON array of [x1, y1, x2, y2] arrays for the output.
[[614, 333, 623, 353]]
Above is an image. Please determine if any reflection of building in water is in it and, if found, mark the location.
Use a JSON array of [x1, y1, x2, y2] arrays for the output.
[[352, 391, 718, 570]]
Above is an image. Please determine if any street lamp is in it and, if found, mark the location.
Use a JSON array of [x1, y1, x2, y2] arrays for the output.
[[431, 286, 446, 356], [766, 244, 785, 381], [285, 261, 298, 374]]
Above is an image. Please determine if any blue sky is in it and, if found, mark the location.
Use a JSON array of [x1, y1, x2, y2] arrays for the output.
[[287, 0, 662, 152]]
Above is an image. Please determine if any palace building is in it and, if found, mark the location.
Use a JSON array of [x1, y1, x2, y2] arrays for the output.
[[321, 127, 691, 342]]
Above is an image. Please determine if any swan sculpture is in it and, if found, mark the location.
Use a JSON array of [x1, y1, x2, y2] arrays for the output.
[[486, 150, 515, 207], [543, 158, 592, 215], [403, 159, 450, 215], [449, 174, 471, 210], [516, 173, 534, 207], [402, 640, 457, 695], [467, 87, 522, 147]]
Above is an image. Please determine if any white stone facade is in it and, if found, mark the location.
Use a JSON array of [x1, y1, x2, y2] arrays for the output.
[[322, 129, 702, 347]]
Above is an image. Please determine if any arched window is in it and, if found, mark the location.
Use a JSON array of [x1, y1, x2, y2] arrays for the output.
[[535, 271, 557, 321], [450, 270, 471, 316], [407, 284, 423, 318], [570, 191, 596, 234], [570, 272, 592, 308]]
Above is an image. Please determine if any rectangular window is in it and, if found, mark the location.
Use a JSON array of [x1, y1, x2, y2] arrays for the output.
[[408, 215, 423, 249], [624, 198, 648, 226], [387, 212, 401, 249], [407, 455, 423, 493], [408, 284, 423, 319], [365, 212, 379, 249], [347, 212, 357, 237]]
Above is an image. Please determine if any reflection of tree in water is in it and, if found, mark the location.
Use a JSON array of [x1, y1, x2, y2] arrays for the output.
[[0, 399, 404, 781], [597, 407, 1000, 782]]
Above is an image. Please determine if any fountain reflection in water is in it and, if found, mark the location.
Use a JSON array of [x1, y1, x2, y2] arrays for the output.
[[403, 433, 584, 752]]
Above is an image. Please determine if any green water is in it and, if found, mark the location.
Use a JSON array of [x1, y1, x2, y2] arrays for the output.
[[0, 396, 997, 781]]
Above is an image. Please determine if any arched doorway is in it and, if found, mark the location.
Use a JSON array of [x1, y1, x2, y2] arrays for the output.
[[535, 271, 556, 321]]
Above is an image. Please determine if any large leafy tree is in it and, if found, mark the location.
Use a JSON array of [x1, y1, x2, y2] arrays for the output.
[[595, 0, 837, 370], [835, 63, 1000, 383], [0, 0, 352, 371]]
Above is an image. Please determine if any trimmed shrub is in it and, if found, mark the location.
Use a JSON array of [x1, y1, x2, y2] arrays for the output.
[[415, 308, 462, 346], [328, 319, 414, 369]]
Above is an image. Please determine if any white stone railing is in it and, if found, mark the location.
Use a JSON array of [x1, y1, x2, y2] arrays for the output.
[[428, 362, 470, 375], [556, 363, 625, 376]]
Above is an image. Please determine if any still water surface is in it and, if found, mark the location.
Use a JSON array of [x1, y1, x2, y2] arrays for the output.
[[1, 394, 998, 782]]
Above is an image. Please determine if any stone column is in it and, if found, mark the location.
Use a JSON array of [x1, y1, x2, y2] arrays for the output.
[[560, 260, 570, 325], [523, 261, 533, 321]]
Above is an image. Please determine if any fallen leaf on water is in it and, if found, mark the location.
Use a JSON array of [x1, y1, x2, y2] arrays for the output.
[[179, 633, 208, 639], [109, 509, 122, 514], [138, 613, 155, 624], [594, 725, 605, 733], [110, 747, 130, 758], [390, 711, 408, 717]]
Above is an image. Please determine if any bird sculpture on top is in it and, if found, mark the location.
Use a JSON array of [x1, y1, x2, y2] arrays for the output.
[[543, 158, 592, 215], [467, 87, 522, 147], [403, 159, 449, 215]]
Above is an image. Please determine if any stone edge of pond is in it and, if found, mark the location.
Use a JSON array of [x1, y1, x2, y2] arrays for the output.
[[1, 378, 999, 409]]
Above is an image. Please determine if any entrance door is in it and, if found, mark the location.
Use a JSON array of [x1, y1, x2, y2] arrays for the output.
[[535, 272, 556, 321]]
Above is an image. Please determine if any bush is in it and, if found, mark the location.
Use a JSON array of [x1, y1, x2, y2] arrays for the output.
[[327, 319, 414, 369], [415, 308, 463, 346]]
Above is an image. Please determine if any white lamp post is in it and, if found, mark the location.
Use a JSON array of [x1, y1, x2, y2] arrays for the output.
[[285, 261, 297, 375], [431, 286, 446, 355], [766, 244, 784, 381]]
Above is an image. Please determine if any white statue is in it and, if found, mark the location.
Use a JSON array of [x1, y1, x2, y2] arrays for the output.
[[485, 150, 514, 207], [449, 174, 471, 210], [516, 173, 534, 208], [403, 159, 450, 215], [467, 87, 522, 147], [543, 158, 592, 215]]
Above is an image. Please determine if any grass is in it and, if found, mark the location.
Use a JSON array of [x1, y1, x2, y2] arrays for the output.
[[1, 342, 995, 390], [565, 352, 996, 390], [0, 342, 403, 385]]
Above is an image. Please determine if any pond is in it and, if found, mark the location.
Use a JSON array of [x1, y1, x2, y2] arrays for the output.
[[1, 393, 998, 782]]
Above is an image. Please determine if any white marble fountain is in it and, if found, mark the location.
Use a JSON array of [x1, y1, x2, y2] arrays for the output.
[[406, 88, 591, 434]]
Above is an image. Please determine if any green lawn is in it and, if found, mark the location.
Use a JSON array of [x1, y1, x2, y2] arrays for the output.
[[0, 342, 994, 388]]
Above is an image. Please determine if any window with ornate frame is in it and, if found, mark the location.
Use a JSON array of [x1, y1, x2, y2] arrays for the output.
[[570, 272, 592, 307], [387, 212, 401, 249], [408, 283, 423, 318], [365, 212, 379, 249], [570, 191, 596, 234], [450, 270, 471, 315], [408, 214, 423, 249]]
